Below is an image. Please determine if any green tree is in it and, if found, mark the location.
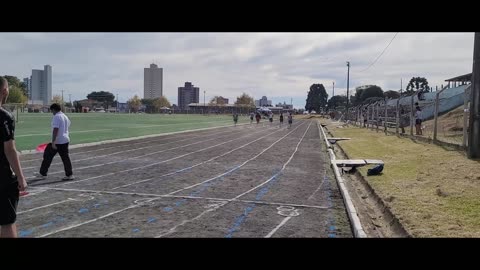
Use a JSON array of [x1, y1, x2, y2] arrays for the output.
[[235, 93, 255, 108], [87, 91, 115, 110], [327, 95, 348, 110], [384, 90, 401, 99], [3, 75, 28, 96], [73, 101, 83, 112], [127, 95, 142, 113], [6, 85, 27, 104], [360, 85, 383, 101], [305, 84, 328, 113], [153, 96, 171, 112], [405, 77, 430, 95], [141, 98, 156, 113]]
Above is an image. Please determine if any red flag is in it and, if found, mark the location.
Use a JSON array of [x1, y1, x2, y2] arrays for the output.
[[36, 143, 49, 152]]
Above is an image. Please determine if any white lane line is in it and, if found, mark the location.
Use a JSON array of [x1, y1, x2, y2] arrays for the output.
[[166, 122, 306, 196], [231, 121, 312, 200], [48, 125, 280, 187], [154, 121, 311, 238], [37, 202, 151, 238], [17, 199, 75, 214], [21, 127, 240, 170], [307, 122, 330, 201], [34, 121, 309, 237], [33, 187, 329, 210], [19, 122, 250, 161], [111, 124, 285, 190], [25, 127, 248, 179], [155, 203, 225, 238], [265, 216, 292, 238]]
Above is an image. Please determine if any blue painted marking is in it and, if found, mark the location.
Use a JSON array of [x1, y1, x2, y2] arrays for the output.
[[19, 230, 34, 237], [226, 204, 255, 238], [78, 208, 89, 213], [147, 217, 156, 223], [132, 228, 140, 233], [165, 164, 242, 213], [225, 169, 282, 238], [324, 175, 337, 238], [41, 222, 54, 228]]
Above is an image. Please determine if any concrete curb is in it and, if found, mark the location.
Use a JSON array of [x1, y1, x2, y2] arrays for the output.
[[317, 121, 367, 238], [19, 122, 249, 155], [324, 122, 411, 238]]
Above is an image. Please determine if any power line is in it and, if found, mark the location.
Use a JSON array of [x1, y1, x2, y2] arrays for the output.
[[358, 32, 399, 73]]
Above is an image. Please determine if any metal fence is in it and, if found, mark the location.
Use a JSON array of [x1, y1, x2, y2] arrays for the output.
[[329, 84, 472, 149]]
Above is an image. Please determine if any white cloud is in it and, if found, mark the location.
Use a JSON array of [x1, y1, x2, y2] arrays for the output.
[[0, 32, 474, 107]]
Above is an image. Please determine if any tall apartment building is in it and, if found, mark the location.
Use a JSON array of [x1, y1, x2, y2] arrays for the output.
[[178, 82, 200, 109], [29, 65, 52, 105], [144, 63, 163, 99]]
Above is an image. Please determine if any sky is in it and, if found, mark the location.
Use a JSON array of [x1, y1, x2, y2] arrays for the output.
[[0, 32, 474, 109]]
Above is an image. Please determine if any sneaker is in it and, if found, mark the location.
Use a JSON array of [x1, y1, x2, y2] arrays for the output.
[[34, 172, 47, 180], [62, 175, 75, 181]]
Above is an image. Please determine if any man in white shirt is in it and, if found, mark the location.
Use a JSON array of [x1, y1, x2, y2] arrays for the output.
[[37, 103, 74, 180]]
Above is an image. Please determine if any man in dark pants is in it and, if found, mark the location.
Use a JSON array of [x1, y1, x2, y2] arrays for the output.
[[37, 103, 74, 181], [0, 77, 27, 238]]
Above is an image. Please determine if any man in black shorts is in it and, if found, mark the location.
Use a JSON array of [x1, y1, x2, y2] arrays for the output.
[[0, 77, 27, 238]]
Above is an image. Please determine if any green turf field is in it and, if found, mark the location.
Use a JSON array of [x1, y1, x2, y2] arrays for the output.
[[14, 113, 249, 151]]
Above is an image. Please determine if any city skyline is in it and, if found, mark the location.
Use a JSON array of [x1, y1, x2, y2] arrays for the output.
[[0, 32, 474, 108]]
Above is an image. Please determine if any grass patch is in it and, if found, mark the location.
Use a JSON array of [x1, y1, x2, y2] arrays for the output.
[[14, 113, 248, 151], [322, 119, 480, 237]]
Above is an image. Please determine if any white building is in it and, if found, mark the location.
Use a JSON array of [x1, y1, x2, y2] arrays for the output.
[[29, 65, 52, 105], [144, 63, 163, 99]]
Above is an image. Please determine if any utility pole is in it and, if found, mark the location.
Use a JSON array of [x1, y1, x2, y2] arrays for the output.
[[204, 90, 206, 114], [332, 81, 335, 97], [400, 78, 403, 95], [69, 94, 72, 112], [468, 32, 480, 159], [346, 61, 350, 119], [117, 94, 119, 113], [61, 90, 64, 111]]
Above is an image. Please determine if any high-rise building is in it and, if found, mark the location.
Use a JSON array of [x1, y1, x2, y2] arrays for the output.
[[144, 63, 163, 99], [178, 82, 200, 109], [255, 96, 271, 107], [23, 77, 30, 98], [30, 65, 52, 105]]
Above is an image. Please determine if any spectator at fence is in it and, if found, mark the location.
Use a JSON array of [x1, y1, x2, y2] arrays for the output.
[[415, 105, 423, 135], [363, 108, 368, 128], [399, 105, 409, 134]]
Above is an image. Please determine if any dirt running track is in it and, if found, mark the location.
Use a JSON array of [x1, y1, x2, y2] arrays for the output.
[[17, 120, 353, 238]]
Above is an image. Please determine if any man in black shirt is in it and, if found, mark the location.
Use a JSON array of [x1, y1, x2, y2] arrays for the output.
[[0, 77, 27, 238]]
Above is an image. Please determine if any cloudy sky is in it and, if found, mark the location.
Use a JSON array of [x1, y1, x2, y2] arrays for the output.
[[0, 32, 474, 108]]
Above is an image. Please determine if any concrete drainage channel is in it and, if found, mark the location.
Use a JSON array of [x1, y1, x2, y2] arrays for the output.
[[317, 122, 367, 238], [319, 121, 411, 238]]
